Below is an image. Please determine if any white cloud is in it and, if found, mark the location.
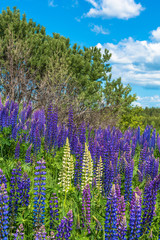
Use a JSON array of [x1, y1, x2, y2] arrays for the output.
[[138, 95, 160, 102], [134, 95, 160, 108], [150, 27, 160, 42], [90, 24, 109, 35], [48, 0, 57, 7], [85, 0, 144, 19], [97, 36, 160, 87], [86, 0, 99, 8], [132, 101, 142, 107]]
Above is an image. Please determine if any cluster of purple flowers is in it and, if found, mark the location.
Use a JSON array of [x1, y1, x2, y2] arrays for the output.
[[105, 184, 118, 239], [0, 183, 9, 240], [0, 99, 160, 239], [141, 174, 160, 235], [129, 190, 142, 239], [9, 162, 22, 218], [56, 210, 73, 240], [25, 144, 32, 163]]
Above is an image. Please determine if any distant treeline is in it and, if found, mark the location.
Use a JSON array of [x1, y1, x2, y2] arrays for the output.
[[141, 107, 160, 130]]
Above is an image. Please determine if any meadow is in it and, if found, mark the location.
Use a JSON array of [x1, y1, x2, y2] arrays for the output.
[[0, 97, 160, 239]]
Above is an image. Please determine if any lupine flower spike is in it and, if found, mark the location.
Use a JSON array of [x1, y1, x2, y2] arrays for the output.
[[105, 184, 118, 240], [0, 183, 9, 240], [56, 209, 73, 240]]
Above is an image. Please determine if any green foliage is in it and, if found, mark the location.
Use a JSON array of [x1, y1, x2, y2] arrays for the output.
[[141, 107, 160, 131], [103, 77, 136, 111], [119, 106, 145, 132]]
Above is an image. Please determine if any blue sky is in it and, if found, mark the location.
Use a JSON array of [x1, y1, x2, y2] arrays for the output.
[[1, 0, 160, 108]]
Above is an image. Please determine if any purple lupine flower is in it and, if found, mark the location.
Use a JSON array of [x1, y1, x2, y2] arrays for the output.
[[102, 140, 114, 196], [141, 174, 160, 235], [14, 224, 24, 240], [119, 217, 127, 240], [26, 102, 32, 120], [12, 125, 18, 141], [15, 141, 20, 159], [115, 183, 121, 200], [152, 158, 159, 180], [49, 193, 59, 230], [9, 162, 22, 219], [124, 159, 134, 202], [124, 142, 132, 163], [150, 129, 156, 149], [82, 184, 91, 234], [19, 106, 27, 125], [56, 218, 68, 240], [118, 154, 125, 176], [11, 103, 19, 130], [70, 127, 78, 155], [1, 107, 6, 129], [145, 155, 159, 181], [33, 159, 46, 229], [0, 169, 7, 189], [25, 144, 32, 163], [20, 172, 30, 207], [114, 174, 121, 187], [66, 210, 73, 237], [45, 104, 53, 151], [30, 119, 37, 144], [129, 190, 142, 240], [131, 135, 137, 158], [105, 184, 118, 240], [116, 186, 127, 240], [10, 100, 15, 113], [56, 209, 73, 240], [78, 122, 86, 151], [103, 158, 114, 197], [74, 141, 83, 186], [0, 183, 9, 240], [52, 108, 58, 149], [38, 108, 45, 137], [58, 123, 67, 148]]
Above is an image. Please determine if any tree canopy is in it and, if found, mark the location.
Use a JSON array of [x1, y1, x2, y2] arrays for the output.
[[0, 7, 137, 127]]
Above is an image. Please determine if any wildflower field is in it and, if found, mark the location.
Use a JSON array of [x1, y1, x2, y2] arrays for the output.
[[1, 98, 160, 239]]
